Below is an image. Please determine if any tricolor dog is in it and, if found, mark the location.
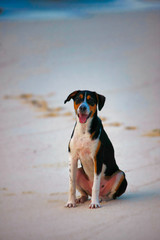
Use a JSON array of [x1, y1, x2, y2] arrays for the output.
[[64, 90, 127, 208]]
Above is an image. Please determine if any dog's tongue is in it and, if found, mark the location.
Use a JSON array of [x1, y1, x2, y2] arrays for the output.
[[79, 113, 88, 123]]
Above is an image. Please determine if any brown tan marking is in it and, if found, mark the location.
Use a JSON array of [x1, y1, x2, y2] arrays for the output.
[[74, 102, 80, 112], [89, 104, 97, 118], [79, 94, 83, 99], [90, 131, 96, 139]]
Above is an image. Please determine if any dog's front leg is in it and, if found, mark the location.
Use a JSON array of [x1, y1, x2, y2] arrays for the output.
[[89, 160, 101, 209], [89, 173, 101, 208], [66, 155, 78, 208]]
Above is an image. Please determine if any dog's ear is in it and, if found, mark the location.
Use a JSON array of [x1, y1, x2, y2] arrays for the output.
[[64, 90, 80, 104], [95, 92, 106, 111]]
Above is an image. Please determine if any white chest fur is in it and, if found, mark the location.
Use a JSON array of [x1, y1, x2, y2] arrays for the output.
[[70, 120, 99, 180]]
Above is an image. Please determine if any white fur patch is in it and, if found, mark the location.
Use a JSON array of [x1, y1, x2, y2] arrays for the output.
[[70, 117, 105, 181]]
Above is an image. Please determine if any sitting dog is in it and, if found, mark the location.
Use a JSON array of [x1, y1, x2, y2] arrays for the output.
[[64, 90, 127, 208]]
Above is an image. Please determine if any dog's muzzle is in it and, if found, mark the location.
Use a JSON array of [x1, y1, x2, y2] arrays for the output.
[[78, 103, 91, 124]]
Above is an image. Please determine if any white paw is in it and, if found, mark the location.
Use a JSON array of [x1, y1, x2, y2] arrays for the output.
[[89, 202, 101, 209], [65, 202, 76, 208]]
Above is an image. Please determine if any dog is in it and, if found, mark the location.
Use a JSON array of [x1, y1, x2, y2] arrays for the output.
[[64, 90, 127, 208]]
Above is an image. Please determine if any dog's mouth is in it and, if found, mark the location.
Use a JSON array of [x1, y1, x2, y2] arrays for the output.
[[78, 112, 92, 124]]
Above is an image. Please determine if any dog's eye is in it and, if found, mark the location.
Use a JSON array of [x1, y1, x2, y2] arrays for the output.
[[87, 98, 95, 106], [75, 96, 83, 104]]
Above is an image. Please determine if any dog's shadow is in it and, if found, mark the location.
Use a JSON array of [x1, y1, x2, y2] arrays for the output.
[[100, 188, 160, 208], [124, 188, 159, 200], [111, 188, 160, 206]]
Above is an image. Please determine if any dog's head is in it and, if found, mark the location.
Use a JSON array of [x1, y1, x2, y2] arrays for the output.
[[64, 90, 105, 124]]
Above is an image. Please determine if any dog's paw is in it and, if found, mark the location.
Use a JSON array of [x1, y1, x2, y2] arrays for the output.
[[89, 202, 101, 209], [76, 195, 88, 204], [65, 202, 76, 208]]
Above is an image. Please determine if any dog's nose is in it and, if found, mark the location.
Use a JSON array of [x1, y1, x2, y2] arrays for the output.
[[79, 104, 87, 112]]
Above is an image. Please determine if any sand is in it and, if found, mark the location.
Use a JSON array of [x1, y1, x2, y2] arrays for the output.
[[0, 3, 160, 240]]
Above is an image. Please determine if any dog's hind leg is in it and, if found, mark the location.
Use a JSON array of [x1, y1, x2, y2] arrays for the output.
[[76, 167, 92, 203], [113, 177, 127, 199], [100, 171, 127, 200]]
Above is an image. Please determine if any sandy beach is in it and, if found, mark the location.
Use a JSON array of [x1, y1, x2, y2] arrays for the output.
[[0, 1, 160, 240]]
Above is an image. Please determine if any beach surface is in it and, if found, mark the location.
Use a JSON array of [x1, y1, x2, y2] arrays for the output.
[[0, 1, 160, 240]]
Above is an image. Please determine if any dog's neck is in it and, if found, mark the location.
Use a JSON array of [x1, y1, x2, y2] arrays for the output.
[[75, 111, 98, 135], [75, 116, 91, 135]]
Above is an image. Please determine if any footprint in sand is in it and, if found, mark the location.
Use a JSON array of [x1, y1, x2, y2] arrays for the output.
[[104, 122, 122, 127], [100, 117, 107, 122], [49, 192, 68, 196], [143, 129, 160, 137], [0, 187, 8, 191], [3, 93, 73, 118], [125, 126, 137, 130], [22, 191, 35, 195], [4, 193, 16, 196]]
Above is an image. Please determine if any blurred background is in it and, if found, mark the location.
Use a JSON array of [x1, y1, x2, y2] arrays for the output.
[[1, 0, 160, 20], [0, 1, 160, 240]]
